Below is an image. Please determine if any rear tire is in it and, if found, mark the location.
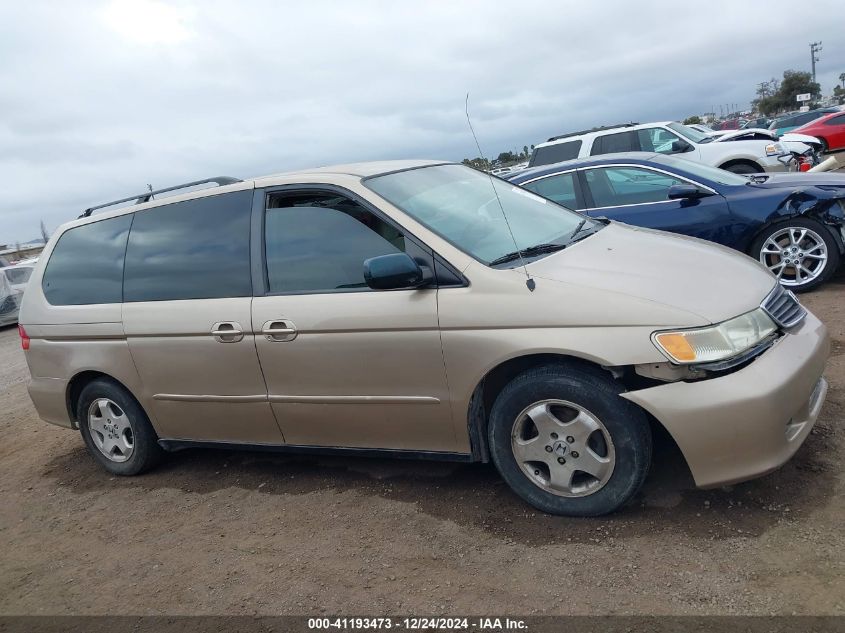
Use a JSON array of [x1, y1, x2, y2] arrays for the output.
[[488, 363, 651, 517], [77, 378, 164, 475], [750, 218, 840, 292]]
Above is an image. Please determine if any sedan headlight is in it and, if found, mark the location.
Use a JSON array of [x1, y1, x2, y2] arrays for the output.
[[652, 309, 777, 364], [765, 142, 788, 156]]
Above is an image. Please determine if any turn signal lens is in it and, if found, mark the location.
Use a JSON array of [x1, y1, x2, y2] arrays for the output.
[[653, 333, 695, 362], [19, 325, 30, 351]]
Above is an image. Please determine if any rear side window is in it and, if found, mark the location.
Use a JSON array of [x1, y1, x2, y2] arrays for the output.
[[591, 131, 635, 155], [42, 215, 132, 305], [529, 141, 582, 167], [523, 172, 578, 208], [123, 190, 252, 302]]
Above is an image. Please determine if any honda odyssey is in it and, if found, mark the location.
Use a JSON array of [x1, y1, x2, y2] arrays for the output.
[[19, 160, 830, 516]]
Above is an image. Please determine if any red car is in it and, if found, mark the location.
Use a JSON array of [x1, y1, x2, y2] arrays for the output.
[[793, 110, 845, 152]]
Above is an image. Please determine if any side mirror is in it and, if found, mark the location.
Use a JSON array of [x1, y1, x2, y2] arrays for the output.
[[671, 139, 693, 153], [363, 253, 429, 290], [667, 184, 711, 200]]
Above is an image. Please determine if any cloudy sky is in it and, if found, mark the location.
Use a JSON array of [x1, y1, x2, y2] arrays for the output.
[[1, 0, 843, 243]]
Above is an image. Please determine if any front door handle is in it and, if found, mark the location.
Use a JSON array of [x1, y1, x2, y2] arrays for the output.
[[262, 319, 297, 342], [211, 321, 244, 343]]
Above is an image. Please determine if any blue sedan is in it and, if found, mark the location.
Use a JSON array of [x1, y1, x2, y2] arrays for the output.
[[507, 152, 845, 291]]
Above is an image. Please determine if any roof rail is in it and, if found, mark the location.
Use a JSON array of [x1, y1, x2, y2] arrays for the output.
[[79, 176, 243, 218], [546, 122, 639, 143]]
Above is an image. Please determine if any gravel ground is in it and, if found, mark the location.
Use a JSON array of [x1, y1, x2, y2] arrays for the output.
[[0, 272, 843, 616]]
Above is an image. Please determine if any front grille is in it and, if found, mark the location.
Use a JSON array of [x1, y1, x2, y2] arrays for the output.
[[761, 284, 806, 329]]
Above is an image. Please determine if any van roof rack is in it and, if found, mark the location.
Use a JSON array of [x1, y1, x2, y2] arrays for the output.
[[79, 176, 242, 218], [546, 122, 639, 143]]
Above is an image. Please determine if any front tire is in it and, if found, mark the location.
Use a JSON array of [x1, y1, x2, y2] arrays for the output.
[[750, 218, 840, 292], [77, 378, 164, 475], [488, 363, 651, 517]]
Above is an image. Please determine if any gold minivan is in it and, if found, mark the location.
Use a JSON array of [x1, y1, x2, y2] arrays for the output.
[[20, 160, 830, 516]]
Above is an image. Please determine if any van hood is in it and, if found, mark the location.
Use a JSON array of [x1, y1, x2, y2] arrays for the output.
[[527, 223, 776, 324]]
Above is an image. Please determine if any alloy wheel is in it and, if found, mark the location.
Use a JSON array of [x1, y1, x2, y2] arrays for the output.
[[87, 398, 134, 463], [510, 399, 615, 497], [759, 226, 828, 287]]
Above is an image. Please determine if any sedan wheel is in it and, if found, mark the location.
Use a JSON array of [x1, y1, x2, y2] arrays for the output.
[[755, 220, 839, 292]]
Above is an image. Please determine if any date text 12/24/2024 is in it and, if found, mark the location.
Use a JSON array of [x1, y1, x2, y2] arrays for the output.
[[308, 618, 528, 630]]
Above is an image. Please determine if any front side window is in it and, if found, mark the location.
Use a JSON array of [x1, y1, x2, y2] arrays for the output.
[[365, 164, 593, 266], [522, 172, 578, 208], [585, 167, 684, 208], [264, 192, 408, 293], [42, 214, 132, 305], [637, 127, 683, 154], [123, 190, 252, 302], [825, 114, 845, 126]]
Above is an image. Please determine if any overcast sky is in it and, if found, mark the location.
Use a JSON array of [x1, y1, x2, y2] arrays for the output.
[[1, 0, 843, 243]]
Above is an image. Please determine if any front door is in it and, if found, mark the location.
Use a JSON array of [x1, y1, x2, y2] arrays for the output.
[[122, 189, 283, 444], [578, 165, 735, 242], [251, 187, 455, 452]]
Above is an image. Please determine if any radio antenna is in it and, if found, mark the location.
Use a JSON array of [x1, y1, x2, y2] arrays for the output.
[[464, 93, 535, 291]]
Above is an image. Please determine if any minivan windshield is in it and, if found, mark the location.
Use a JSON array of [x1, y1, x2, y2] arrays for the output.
[[365, 164, 598, 266]]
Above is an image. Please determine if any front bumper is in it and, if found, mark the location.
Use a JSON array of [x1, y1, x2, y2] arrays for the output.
[[760, 155, 793, 173], [623, 311, 830, 488]]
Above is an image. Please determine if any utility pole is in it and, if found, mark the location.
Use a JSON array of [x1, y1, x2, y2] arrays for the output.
[[810, 41, 822, 82]]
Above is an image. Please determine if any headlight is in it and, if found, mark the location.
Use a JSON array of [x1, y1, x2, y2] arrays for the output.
[[652, 309, 777, 364], [765, 142, 788, 156]]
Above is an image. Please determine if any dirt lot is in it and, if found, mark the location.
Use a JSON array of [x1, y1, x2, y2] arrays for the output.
[[1, 274, 843, 616]]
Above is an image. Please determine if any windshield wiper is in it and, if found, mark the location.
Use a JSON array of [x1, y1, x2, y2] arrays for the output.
[[488, 243, 567, 266]]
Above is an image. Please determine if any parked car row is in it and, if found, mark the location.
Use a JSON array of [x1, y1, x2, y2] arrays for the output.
[[768, 107, 841, 137]]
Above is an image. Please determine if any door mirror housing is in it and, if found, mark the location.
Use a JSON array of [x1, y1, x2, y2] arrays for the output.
[[363, 253, 430, 290], [667, 184, 711, 200], [671, 139, 694, 153]]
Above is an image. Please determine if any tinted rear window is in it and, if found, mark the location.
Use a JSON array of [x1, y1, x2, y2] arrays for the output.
[[529, 141, 582, 167], [42, 214, 132, 305], [591, 131, 635, 155], [123, 190, 253, 302]]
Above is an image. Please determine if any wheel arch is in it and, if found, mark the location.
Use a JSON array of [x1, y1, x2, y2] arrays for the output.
[[66, 370, 148, 431], [717, 158, 763, 173], [745, 213, 845, 258], [465, 352, 687, 472]]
